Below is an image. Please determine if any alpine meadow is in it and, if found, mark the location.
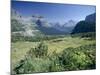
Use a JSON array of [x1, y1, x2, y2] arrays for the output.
[[11, 1, 96, 74]]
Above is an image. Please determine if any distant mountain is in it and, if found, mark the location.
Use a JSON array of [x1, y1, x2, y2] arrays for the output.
[[62, 20, 77, 33], [50, 20, 77, 33], [35, 19, 77, 35], [11, 9, 25, 32], [63, 20, 76, 27], [11, 19, 25, 32], [36, 19, 52, 27], [36, 20, 67, 35], [11, 9, 78, 36], [72, 13, 96, 34], [11, 9, 42, 37], [11, 9, 21, 20]]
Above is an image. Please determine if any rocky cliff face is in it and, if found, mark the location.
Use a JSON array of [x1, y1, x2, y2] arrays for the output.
[[85, 13, 96, 23], [72, 13, 96, 34]]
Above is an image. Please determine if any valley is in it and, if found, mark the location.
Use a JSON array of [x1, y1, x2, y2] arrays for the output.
[[11, 34, 96, 74], [11, 1, 96, 74]]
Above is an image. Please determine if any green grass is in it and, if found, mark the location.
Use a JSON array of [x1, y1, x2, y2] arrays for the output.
[[11, 36, 96, 72], [11, 42, 39, 69], [46, 37, 95, 54]]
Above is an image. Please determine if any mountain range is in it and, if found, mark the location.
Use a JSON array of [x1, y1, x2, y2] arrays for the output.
[[11, 9, 77, 36], [11, 9, 95, 37]]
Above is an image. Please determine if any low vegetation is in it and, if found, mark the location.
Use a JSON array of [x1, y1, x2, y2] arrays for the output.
[[11, 32, 96, 74], [12, 43, 96, 74]]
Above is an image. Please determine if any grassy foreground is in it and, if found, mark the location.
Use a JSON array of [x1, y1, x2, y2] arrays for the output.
[[11, 35, 96, 74]]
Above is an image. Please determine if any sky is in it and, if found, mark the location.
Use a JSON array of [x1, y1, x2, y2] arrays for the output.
[[11, 1, 96, 23]]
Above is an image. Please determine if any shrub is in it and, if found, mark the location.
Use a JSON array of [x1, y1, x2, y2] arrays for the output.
[[13, 44, 96, 74], [27, 42, 48, 58], [13, 57, 53, 74], [13, 59, 34, 74], [60, 44, 96, 70], [48, 51, 64, 72]]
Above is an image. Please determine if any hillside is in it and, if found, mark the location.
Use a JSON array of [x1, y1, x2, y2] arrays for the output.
[[72, 13, 96, 34]]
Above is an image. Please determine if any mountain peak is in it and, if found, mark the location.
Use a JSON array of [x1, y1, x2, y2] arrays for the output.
[[63, 20, 76, 27]]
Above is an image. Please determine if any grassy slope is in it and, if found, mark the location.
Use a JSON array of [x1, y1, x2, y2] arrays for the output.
[[11, 36, 95, 69]]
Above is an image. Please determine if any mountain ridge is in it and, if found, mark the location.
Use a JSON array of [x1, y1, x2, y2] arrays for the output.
[[72, 13, 96, 34]]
